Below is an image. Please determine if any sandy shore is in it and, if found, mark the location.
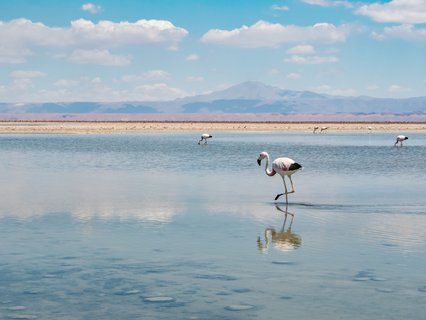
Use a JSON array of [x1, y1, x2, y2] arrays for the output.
[[0, 121, 425, 134]]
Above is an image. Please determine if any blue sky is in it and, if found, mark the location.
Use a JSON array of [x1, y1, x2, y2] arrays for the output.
[[0, 0, 425, 102]]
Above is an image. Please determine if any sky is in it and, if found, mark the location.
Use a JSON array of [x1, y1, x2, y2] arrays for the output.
[[0, 0, 425, 103]]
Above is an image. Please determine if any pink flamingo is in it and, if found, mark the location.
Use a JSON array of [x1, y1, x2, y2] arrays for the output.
[[257, 151, 303, 203]]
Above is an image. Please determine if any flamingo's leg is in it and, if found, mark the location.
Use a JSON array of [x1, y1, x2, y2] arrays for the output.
[[275, 176, 289, 203], [288, 175, 295, 193]]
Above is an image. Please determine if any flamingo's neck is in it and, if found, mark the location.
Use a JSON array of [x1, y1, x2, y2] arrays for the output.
[[264, 154, 276, 176]]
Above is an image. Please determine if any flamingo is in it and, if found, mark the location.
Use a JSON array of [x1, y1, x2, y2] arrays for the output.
[[313, 126, 319, 134], [198, 133, 212, 144], [320, 126, 328, 133], [257, 151, 303, 203], [394, 135, 408, 147]]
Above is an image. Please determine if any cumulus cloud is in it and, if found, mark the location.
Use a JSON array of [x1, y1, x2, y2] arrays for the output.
[[0, 76, 188, 102], [53, 79, 78, 87], [0, 18, 188, 64], [122, 83, 188, 101], [187, 76, 205, 82], [121, 70, 171, 82], [387, 84, 411, 93], [201, 20, 350, 48], [186, 53, 200, 61], [312, 84, 356, 96], [69, 49, 131, 66], [81, 3, 102, 14], [372, 24, 426, 41], [302, 0, 353, 8], [0, 46, 32, 64], [285, 55, 338, 64], [287, 72, 302, 79], [271, 4, 289, 11], [356, 0, 426, 24], [9, 70, 46, 78], [286, 44, 315, 54]]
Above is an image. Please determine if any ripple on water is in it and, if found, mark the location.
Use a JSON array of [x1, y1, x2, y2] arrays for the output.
[[371, 277, 387, 281], [7, 306, 27, 311], [375, 288, 394, 293], [418, 286, 426, 293], [114, 289, 141, 296], [143, 296, 176, 303], [353, 277, 370, 282], [224, 304, 255, 311], [6, 315, 37, 319], [194, 274, 238, 281], [271, 261, 294, 266]]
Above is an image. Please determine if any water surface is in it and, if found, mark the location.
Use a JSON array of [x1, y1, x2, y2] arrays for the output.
[[1, 132, 425, 319]]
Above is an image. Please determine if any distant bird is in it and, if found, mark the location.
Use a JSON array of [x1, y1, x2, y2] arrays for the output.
[[257, 151, 303, 203], [198, 133, 212, 144], [394, 135, 408, 147], [320, 126, 328, 133], [313, 126, 319, 134]]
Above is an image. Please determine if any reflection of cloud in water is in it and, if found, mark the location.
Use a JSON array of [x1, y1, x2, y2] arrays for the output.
[[365, 213, 426, 251], [0, 171, 184, 222]]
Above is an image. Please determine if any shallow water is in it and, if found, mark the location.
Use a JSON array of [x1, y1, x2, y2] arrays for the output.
[[0, 132, 425, 319]]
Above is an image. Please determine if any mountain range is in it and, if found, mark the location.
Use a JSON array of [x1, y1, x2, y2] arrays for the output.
[[1, 81, 425, 121]]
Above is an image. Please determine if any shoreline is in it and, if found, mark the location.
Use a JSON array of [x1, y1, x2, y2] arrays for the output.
[[0, 121, 425, 134]]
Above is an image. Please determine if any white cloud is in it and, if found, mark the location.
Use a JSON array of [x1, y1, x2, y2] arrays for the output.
[[81, 3, 102, 14], [286, 44, 315, 54], [387, 84, 411, 93], [186, 53, 200, 61], [0, 18, 188, 64], [287, 72, 302, 79], [53, 79, 78, 87], [0, 45, 32, 64], [356, 0, 426, 24], [69, 49, 131, 66], [187, 76, 205, 82], [271, 4, 289, 11], [201, 20, 350, 48], [285, 55, 338, 64], [121, 70, 171, 82], [372, 24, 426, 41], [9, 70, 46, 78], [302, 0, 353, 8], [123, 83, 188, 101], [0, 77, 188, 102], [312, 84, 356, 96], [367, 85, 379, 91]]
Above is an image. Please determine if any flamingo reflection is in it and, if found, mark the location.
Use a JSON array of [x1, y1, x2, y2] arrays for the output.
[[257, 205, 302, 253]]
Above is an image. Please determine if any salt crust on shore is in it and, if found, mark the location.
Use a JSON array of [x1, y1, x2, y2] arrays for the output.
[[0, 121, 425, 134]]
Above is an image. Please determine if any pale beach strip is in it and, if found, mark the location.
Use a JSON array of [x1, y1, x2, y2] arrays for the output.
[[0, 121, 425, 134]]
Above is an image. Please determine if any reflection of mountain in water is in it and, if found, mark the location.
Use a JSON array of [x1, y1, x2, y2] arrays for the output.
[[257, 205, 302, 253]]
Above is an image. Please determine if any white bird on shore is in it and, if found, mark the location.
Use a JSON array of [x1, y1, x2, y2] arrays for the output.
[[198, 133, 212, 144], [313, 126, 319, 134], [257, 152, 303, 203], [394, 135, 408, 147], [320, 126, 328, 133]]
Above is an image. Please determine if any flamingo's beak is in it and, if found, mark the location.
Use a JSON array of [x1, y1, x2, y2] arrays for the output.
[[257, 159, 261, 166]]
